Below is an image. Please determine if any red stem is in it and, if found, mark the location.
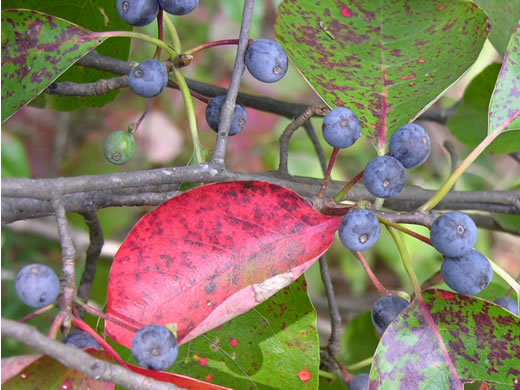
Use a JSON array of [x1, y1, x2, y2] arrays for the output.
[[75, 300, 141, 333], [334, 169, 364, 202], [71, 317, 128, 367], [134, 97, 155, 133], [154, 10, 164, 59], [185, 38, 253, 56], [355, 251, 390, 296], [318, 148, 340, 198], [18, 304, 55, 323]]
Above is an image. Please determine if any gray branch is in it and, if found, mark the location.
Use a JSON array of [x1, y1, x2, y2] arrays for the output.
[[1, 318, 182, 390]]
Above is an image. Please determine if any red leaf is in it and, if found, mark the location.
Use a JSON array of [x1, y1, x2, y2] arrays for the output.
[[106, 181, 339, 346]]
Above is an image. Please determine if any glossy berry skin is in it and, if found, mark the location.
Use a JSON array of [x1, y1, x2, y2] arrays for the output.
[[245, 39, 288, 83], [129, 59, 168, 98], [338, 209, 380, 251], [371, 296, 409, 335], [205, 95, 247, 136], [104, 131, 136, 165], [15, 264, 60, 308], [441, 250, 493, 295], [389, 124, 431, 168], [64, 331, 100, 349], [350, 373, 369, 390], [363, 156, 406, 198], [159, 0, 198, 15], [494, 297, 519, 315], [116, 0, 159, 26], [322, 107, 361, 149], [430, 211, 477, 257], [131, 325, 179, 370]]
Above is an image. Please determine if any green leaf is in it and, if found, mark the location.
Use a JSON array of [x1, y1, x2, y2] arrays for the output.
[[275, 0, 488, 152], [168, 276, 320, 390], [2, 0, 132, 112], [1, 9, 107, 122], [1, 133, 31, 178], [370, 289, 520, 388], [447, 63, 520, 154], [473, 0, 520, 58], [340, 311, 378, 374], [489, 22, 520, 135]]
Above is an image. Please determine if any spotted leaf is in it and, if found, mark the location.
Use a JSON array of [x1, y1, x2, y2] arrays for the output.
[[1, 9, 107, 122], [369, 289, 520, 389], [275, 0, 488, 152], [106, 181, 340, 348]]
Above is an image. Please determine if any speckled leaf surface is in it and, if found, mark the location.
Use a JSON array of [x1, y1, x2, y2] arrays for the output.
[[106, 181, 340, 349], [473, 0, 520, 57], [489, 22, 520, 135], [1, 9, 106, 122], [2, 0, 132, 112], [447, 64, 520, 154], [275, 0, 488, 152], [2, 350, 114, 389], [167, 277, 319, 390], [370, 289, 520, 389]]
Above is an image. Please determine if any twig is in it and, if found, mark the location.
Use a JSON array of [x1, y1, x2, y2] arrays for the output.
[[318, 255, 342, 357], [47, 76, 129, 96], [52, 195, 77, 335], [279, 105, 329, 173], [77, 208, 104, 317], [1, 318, 182, 390], [211, 0, 255, 165], [303, 121, 327, 175]]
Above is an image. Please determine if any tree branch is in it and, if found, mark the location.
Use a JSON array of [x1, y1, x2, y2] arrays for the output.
[[211, 0, 254, 164], [47, 76, 129, 96], [1, 318, 182, 390]]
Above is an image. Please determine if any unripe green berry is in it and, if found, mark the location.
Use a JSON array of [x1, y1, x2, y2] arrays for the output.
[[103, 131, 136, 165]]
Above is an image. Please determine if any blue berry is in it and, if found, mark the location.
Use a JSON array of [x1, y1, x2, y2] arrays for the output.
[[363, 156, 406, 198], [322, 107, 361, 149], [389, 124, 431, 168], [205, 95, 247, 136], [350, 373, 369, 390], [132, 325, 178, 370], [129, 59, 168, 98], [494, 297, 519, 315], [64, 331, 100, 349], [116, 0, 159, 26], [441, 250, 493, 295], [15, 264, 60, 308], [338, 209, 380, 251], [159, 0, 198, 15], [104, 131, 136, 165], [371, 296, 409, 335], [430, 211, 477, 257], [245, 39, 288, 83]]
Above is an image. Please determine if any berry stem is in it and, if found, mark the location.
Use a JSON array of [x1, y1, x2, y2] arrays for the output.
[[74, 298, 141, 333], [333, 170, 364, 203], [386, 226, 422, 298], [85, 31, 178, 59], [418, 128, 507, 212], [184, 39, 250, 56], [172, 69, 204, 163], [134, 97, 155, 132], [346, 356, 373, 371], [18, 304, 55, 323], [487, 258, 520, 314], [169, 78, 210, 103], [377, 216, 432, 245], [318, 148, 339, 198], [318, 370, 337, 380], [153, 10, 164, 59], [355, 251, 390, 296], [162, 12, 181, 53]]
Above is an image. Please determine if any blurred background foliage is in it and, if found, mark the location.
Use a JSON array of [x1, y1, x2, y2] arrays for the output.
[[2, 1, 519, 387]]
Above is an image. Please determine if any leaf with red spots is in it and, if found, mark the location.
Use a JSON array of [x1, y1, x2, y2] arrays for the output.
[[106, 181, 340, 349], [274, 0, 488, 152], [1, 9, 107, 122], [369, 289, 520, 389], [488, 22, 520, 136], [2, 350, 114, 389], [166, 276, 319, 390]]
